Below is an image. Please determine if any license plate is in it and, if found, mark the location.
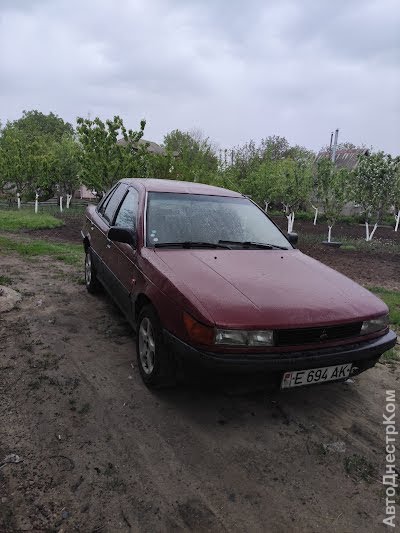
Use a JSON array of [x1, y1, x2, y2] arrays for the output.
[[281, 363, 352, 389]]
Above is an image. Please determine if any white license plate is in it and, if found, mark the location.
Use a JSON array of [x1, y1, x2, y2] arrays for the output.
[[281, 363, 352, 389]]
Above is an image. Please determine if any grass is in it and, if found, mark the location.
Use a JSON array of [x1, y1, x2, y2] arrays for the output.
[[0, 275, 13, 285], [368, 287, 400, 327], [0, 235, 83, 266], [0, 209, 64, 231], [368, 287, 400, 362]]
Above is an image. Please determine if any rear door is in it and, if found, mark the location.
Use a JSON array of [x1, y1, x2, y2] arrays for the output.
[[102, 187, 141, 320]]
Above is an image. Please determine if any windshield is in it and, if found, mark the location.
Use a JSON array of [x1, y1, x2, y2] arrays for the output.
[[146, 192, 291, 249]]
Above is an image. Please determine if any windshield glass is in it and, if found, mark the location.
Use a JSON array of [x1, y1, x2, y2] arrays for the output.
[[146, 192, 291, 249]]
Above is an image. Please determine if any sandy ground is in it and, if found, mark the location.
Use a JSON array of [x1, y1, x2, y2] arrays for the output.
[[0, 245, 399, 532]]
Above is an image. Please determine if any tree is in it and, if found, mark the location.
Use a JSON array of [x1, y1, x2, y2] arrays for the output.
[[353, 152, 398, 240], [274, 151, 313, 232], [0, 125, 52, 199], [10, 110, 74, 141], [41, 135, 82, 199], [163, 129, 218, 182], [315, 158, 350, 242], [76, 115, 146, 192]]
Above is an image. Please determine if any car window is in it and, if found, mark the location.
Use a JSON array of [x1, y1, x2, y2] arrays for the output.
[[146, 192, 291, 248], [102, 185, 127, 224], [97, 185, 117, 216], [114, 188, 138, 228]]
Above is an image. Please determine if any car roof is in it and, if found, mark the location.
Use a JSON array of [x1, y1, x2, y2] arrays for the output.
[[120, 178, 243, 197]]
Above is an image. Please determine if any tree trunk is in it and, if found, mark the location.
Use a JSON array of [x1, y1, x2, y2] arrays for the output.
[[365, 221, 378, 241], [287, 212, 295, 233], [327, 225, 332, 243], [312, 205, 318, 225], [395, 210, 400, 232], [59, 196, 63, 213]]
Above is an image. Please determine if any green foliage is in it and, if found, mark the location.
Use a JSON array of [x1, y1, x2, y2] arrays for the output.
[[0, 209, 63, 231], [315, 158, 351, 226], [274, 157, 313, 213], [9, 110, 74, 141], [163, 129, 218, 182], [0, 110, 78, 199], [0, 235, 83, 266], [76, 115, 146, 191], [46, 135, 82, 195], [368, 287, 400, 327], [353, 152, 398, 222]]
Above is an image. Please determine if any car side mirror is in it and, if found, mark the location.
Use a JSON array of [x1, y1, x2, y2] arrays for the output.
[[287, 232, 298, 246], [108, 226, 136, 247]]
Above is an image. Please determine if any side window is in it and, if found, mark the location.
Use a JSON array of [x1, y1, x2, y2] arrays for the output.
[[114, 188, 138, 228], [102, 185, 127, 224], [97, 185, 117, 216]]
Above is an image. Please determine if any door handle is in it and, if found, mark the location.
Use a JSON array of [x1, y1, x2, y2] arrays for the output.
[[91, 226, 94, 231], [106, 238, 112, 249]]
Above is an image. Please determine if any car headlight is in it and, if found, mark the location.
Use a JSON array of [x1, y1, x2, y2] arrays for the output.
[[360, 314, 389, 335], [215, 329, 274, 346]]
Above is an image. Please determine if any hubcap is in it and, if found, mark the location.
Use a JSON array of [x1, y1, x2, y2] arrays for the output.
[[138, 317, 155, 375], [85, 252, 92, 286]]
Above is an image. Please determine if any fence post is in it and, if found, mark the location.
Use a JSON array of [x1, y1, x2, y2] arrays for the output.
[[59, 196, 63, 213], [35, 193, 38, 214], [17, 193, 21, 209]]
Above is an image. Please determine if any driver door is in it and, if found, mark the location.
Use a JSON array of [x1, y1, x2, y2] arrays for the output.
[[103, 187, 140, 321]]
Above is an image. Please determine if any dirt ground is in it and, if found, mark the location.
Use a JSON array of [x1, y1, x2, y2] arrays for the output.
[[0, 225, 399, 532]]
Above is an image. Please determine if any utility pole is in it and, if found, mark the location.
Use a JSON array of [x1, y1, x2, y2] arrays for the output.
[[331, 128, 339, 163]]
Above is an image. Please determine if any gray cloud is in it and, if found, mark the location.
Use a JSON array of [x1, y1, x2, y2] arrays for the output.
[[0, 0, 399, 153]]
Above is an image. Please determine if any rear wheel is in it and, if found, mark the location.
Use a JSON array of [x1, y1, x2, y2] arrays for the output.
[[85, 249, 101, 294], [136, 305, 176, 388]]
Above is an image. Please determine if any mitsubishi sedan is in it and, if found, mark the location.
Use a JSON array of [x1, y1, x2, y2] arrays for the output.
[[81, 179, 396, 388]]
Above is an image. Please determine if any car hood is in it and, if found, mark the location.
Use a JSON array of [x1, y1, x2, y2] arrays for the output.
[[149, 249, 388, 329]]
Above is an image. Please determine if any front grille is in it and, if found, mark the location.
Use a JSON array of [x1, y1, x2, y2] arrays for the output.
[[275, 322, 362, 346]]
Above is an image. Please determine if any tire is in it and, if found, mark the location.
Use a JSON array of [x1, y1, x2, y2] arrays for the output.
[[136, 305, 177, 388], [84, 248, 101, 294]]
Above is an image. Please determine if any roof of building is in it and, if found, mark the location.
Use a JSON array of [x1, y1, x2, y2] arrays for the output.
[[120, 178, 242, 197], [117, 138, 166, 155], [315, 148, 369, 169]]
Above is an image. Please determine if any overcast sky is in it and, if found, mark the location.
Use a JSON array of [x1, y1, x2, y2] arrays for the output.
[[0, 0, 399, 153]]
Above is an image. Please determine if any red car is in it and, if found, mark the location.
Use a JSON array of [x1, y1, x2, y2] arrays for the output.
[[81, 179, 396, 388]]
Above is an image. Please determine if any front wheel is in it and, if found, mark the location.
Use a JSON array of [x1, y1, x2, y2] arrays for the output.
[[84, 249, 101, 294], [136, 305, 176, 388]]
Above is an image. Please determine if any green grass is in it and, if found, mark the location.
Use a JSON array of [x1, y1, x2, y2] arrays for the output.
[[0, 235, 83, 266], [0, 275, 13, 285], [0, 209, 63, 231], [368, 287, 400, 362], [368, 287, 400, 327]]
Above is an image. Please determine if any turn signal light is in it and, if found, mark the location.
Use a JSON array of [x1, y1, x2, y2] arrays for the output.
[[183, 312, 215, 345]]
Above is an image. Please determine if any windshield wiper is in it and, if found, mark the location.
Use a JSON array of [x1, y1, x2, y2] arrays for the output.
[[218, 240, 289, 250], [153, 241, 230, 249]]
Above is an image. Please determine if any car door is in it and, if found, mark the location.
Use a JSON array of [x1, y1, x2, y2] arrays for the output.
[[102, 187, 141, 320], [95, 183, 127, 286]]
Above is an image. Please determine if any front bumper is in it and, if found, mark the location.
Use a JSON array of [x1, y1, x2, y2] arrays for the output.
[[164, 329, 397, 375]]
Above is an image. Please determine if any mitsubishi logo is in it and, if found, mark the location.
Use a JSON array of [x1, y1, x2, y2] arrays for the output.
[[320, 329, 328, 341]]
